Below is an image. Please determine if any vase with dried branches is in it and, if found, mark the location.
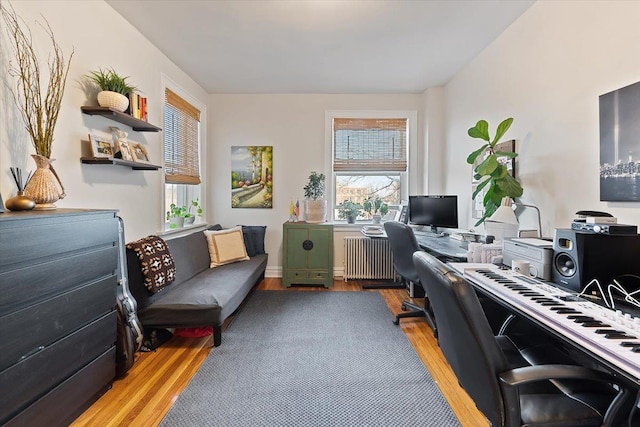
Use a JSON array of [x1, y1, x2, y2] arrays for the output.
[[1, 4, 73, 209]]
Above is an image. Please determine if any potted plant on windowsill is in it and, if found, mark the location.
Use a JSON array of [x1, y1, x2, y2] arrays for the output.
[[363, 196, 389, 224], [337, 200, 361, 224], [466, 117, 523, 226], [303, 171, 327, 223], [166, 204, 187, 229], [86, 68, 137, 112], [184, 198, 203, 225]]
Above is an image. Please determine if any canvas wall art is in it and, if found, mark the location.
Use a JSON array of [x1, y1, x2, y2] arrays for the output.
[[599, 81, 640, 201], [231, 146, 273, 208]]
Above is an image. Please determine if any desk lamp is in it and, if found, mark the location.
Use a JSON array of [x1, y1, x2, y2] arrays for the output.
[[511, 202, 543, 238], [484, 198, 519, 242]]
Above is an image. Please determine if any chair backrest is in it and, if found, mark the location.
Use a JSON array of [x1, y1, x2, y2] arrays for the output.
[[413, 251, 510, 426], [384, 221, 421, 284]]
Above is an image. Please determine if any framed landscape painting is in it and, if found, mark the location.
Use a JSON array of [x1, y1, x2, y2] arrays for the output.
[[599, 81, 640, 201], [231, 146, 273, 208]]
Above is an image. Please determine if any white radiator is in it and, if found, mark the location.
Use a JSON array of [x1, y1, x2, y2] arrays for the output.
[[344, 236, 397, 280]]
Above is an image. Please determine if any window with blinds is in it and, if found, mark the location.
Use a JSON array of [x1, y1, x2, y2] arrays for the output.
[[164, 88, 201, 185], [333, 118, 407, 172]]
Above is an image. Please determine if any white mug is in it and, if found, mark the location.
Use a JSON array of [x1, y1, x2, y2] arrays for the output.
[[512, 259, 538, 278]]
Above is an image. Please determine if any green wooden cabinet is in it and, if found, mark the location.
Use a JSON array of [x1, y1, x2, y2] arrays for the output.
[[282, 222, 333, 288]]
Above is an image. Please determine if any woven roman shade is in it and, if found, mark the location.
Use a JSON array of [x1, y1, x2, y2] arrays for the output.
[[333, 118, 407, 172], [164, 88, 201, 185]]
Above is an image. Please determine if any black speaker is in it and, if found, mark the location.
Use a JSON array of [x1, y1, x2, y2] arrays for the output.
[[552, 229, 640, 292]]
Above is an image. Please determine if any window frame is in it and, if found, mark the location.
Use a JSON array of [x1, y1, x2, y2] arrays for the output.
[[161, 74, 207, 230], [325, 110, 418, 223]]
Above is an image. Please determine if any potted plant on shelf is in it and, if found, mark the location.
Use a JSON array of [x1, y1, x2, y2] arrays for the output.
[[303, 171, 327, 223], [363, 196, 389, 224], [466, 117, 523, 226], [86, 68, 137, 112], [166, 204, 187, 229], [184, 198, 203, 225], [337, 200, 361, 224]]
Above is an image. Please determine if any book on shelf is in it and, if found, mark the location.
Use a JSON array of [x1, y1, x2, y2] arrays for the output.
[[125, 92, 148, 122]]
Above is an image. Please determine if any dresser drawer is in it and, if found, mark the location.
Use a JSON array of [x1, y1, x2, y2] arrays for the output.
[[286, 270, 308, 280], [0, 311, 116, 424], [308, 270, 330, 280], [0, 276, 116, 371], [0, 212, 117, 270], [0, 246, 118, 315], [4, 346, 115, 427]]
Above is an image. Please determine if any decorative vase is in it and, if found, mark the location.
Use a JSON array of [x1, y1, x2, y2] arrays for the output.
[[169, 217, 184, 229], [5, 191, 36, 211], [97, 90, 129, 112], [305, 199, 327, 223], [24, 155, 66, 210]]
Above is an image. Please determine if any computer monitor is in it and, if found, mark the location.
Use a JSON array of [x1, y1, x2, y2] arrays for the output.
[[408, 195, 458, 233]]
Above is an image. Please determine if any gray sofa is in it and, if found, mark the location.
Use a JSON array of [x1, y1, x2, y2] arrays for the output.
[[126, 230, 268, 346]]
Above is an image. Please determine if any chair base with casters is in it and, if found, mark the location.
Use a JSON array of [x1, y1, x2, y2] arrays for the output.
[[393, 299, 425, 325]]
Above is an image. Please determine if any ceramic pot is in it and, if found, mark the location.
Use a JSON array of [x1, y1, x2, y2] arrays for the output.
[[24, 155, 65, 210], [184, 216, 196, 225], [5, 191, 36, 211], [169, 216, 184, 229], [372, 214, 382, 225], [97, 91, 129, 112]]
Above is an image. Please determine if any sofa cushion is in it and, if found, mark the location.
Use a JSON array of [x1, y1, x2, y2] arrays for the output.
[[126, 236, 176, 295], [241, 225, 266, 257], [204, 226, 250, 267]]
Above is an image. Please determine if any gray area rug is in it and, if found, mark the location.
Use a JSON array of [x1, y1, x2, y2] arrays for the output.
[[161, 291, 460, 426]]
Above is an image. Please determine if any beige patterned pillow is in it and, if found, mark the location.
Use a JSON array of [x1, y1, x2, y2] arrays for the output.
[[204, 226, 250, 268]]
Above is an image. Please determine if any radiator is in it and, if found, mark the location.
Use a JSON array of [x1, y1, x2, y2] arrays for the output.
[[344, 236, 397, 280]]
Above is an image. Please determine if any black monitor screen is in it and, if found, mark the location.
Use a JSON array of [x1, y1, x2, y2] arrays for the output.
[[408, 195, 458, 232]]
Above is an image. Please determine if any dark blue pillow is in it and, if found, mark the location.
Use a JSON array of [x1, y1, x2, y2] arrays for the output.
[[240, 225, 266, 257]]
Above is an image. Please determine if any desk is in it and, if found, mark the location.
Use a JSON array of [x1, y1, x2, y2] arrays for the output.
[[413, 231, 469, 262]]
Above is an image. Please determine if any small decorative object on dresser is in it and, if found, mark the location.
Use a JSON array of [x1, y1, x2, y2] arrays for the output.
[[5, 167, 35, 211]]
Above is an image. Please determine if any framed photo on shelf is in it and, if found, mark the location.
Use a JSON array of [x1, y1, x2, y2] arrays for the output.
[[89, 133, 114, 158], [118, 140, 134, 161], [130, 143, 150, 163]]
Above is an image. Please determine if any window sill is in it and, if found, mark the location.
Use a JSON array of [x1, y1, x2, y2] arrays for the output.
[[159, 222, 208, 237]]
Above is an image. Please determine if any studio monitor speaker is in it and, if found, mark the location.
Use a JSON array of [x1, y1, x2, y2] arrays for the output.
[[552, 229, 640, 292]]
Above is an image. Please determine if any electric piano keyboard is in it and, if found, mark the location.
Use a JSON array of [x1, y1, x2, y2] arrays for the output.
[[453, 264, 640, 385]]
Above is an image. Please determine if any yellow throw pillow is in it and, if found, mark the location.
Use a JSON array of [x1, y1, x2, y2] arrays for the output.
[[204, 226, 250, 268]]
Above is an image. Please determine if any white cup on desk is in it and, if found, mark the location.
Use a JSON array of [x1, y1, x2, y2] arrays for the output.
[[512, 259, 538, 278]]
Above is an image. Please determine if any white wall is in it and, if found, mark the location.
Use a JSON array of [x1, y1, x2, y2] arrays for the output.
[[444, 1, 640, 236], [208, 94, 422, 275], [0, 1, 208, 240]]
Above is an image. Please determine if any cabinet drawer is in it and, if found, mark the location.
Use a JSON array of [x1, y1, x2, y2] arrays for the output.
[[0, 276, 116, 371], [4, 346, 115, 427], [308, 270, 330, 280], [0, 311, 116, 424], [0, 246, 118, 315], [286, 270, 308, 280], [0, 212, 117, 270]]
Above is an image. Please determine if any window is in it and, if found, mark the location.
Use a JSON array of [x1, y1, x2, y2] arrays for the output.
[[331, 116, 409, 222], [163, 85, 203, 227]]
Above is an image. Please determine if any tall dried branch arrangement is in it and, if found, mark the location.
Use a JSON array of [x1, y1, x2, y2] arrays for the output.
[[1, 4, 73, 158]]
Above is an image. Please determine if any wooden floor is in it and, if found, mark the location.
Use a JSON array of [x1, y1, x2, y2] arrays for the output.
[[72, 278, 488, 427]]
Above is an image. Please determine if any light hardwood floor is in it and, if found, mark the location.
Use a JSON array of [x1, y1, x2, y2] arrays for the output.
[[72, 278, 488, 426]]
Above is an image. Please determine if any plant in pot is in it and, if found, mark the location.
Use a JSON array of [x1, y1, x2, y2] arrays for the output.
[[2, 4, 72, 210], [86, 68, 137, 112], [184, 198, 203, 225], [303, 171, 327, 223], [337, 200, 361, 224], [166, 204, 187, 229], [466, 117, 523, 226], [363, 196, 389, 224]]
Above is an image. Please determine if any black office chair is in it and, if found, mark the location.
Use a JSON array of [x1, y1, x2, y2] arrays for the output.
[[412, 251, 631, 427], [384, 221, 436, 333]]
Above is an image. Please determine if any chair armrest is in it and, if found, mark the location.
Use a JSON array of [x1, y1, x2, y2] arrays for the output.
[[499, 364, 616, 387]]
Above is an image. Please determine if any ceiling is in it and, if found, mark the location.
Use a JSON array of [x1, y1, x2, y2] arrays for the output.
[[106, 0, 534, 94]]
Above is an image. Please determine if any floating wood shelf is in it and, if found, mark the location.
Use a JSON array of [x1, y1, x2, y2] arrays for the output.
[[81, 106, 162, 132], [81, 157, 162, 170]]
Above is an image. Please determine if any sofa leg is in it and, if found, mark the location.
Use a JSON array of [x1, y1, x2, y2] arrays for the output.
[[213, 325, 222, 347]]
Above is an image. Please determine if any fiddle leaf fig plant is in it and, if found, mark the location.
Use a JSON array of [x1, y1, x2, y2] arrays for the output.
[[303, 171, 325, 200], [466, 117, 523, 226]]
